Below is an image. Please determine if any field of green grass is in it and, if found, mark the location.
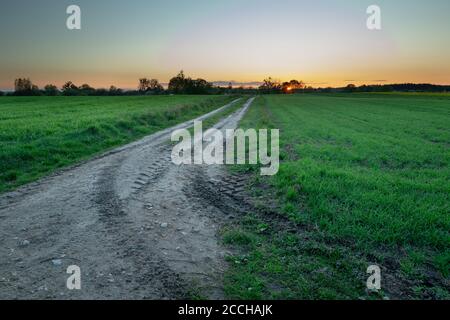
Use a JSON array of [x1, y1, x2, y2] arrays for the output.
[[0, 95, 236, 193], [223, 93, 450, 300]]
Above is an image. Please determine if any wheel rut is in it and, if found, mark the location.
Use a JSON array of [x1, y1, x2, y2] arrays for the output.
[[0, 97, 254, 299]]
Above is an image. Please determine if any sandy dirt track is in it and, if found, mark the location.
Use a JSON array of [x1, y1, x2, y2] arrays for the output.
[[0, 97, 255, 299]]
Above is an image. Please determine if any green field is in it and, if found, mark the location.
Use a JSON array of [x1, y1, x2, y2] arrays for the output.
[[1, 93, 448, 299], [224, 94, 450, 300], [0, 95, 236, 192]]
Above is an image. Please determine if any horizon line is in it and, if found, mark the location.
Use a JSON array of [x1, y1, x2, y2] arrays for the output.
[[2, 80, 450, 92]]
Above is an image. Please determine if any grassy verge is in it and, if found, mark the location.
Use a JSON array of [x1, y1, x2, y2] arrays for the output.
[[222, 94, 450, 300], [0, 95, 237, 193]]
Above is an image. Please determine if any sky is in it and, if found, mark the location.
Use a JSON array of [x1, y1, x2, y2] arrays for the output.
[[0, 0, 449, 90]]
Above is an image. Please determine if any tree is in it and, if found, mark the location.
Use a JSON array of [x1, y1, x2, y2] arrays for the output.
[[109, 85, 123, 96], [168, 71, 212, 94], [282, 79, 305, 94], [138, 78, 151, 92], [44, 84, 59, 96], [15, 78, 32, 92], [148, 79, 164, 93], [62, 81, 77, 91], [189, 78, 212, 94], [138, 78, 163, 93], [79, 83, 95, 95], [62, 81, 79, 96], [259, 77, 282, 94], [14, 78, 41, 95], [0, 91, 4, 96], [168, 71, 188, 94], [345, 84, 357, 93], [14, 78, 40, 95]]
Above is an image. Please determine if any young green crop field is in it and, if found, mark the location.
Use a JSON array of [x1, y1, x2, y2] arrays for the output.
[[0, 95, 236, 193], [223, 93, 450, 300]]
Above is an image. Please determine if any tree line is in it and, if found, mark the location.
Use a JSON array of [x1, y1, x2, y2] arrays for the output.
[[6, 71, 219, 96], [317, 83, 450, 93], [2, 73, 449, 97], [257, 78, 450, 94], [258, 78, 306, 94], [9, 78, 128, 96]]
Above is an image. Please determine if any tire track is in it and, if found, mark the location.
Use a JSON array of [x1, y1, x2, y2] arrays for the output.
[[0, 97, 253, 299]]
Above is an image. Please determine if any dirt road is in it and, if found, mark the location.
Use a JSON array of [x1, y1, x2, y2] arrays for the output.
[[0, 97, 255, 299]]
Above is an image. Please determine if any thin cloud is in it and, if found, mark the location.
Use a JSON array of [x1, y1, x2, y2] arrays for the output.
[[344, 79, 388, 83], [212, 81, 263, 87]]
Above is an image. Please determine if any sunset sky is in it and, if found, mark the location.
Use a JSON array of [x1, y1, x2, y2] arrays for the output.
[[1, 0, 449, 90]]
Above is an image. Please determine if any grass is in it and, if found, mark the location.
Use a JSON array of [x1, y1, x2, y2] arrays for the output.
[[223, 93, 450, 300], [0, 95, 237, 193]]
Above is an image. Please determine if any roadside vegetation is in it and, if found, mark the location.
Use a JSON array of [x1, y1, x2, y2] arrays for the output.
[[223, 94, 450, 299], [0, 95, 237, 193]]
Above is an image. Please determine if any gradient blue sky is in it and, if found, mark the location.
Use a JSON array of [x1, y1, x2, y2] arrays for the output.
[[1, 0, 449, 90]]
